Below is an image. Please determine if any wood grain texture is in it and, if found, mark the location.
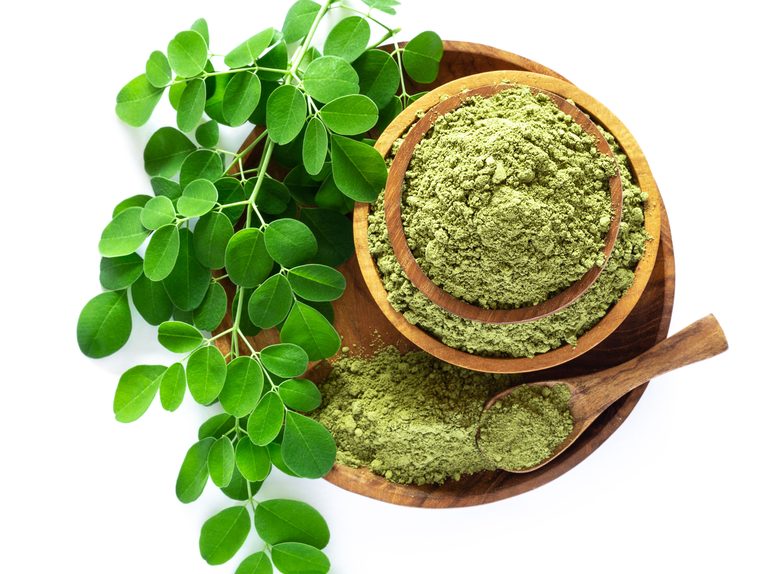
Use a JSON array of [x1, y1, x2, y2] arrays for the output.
[[383, 83, 623, 324]]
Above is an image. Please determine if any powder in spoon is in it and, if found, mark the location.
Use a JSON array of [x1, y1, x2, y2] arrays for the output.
[[477, 383, 574, 471]]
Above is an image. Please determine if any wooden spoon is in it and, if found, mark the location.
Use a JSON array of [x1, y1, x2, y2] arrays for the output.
[[477, 314, 728, 472]]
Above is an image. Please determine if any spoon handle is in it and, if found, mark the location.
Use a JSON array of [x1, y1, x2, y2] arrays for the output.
[[576, 314, 728, 414]]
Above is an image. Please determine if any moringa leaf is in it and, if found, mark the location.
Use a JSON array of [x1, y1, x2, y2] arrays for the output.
[[219, 356, 264, 418], [132, 274, 173, 325], [280, 301, 340, 361], [176, 437, 215, 503], [99, 253, 143, 291], [299, 208, 354, 266], [271, 542, 330, 574], [199, 413, 236, 440], [193, 282, 227, 331], [281, 412, 336, 478], [235, 440, 271, 482], [208, 436, 235, 488], [323, 16, 370, 62], [162, 228, 210, 311], [253, 176, 291, 215], [178, 179, 218, 217], [247, 274, 293, 329], [362, 0, 400, 15], [256, 41, 288, 82], [235, 552, 273, 574], [116, 74, 163, 127], [160, 362, 186, 411], [151, 177, 182, 200], [287, 264, 346, 302], [330, 135, 386, 202], [247, 392, 285, 446], [143, 224, 180, 282], [177, 78, 206, 132], [282, 0, 321, 44], [77, 290, 132, 358], [402, 31, 443, 83], [167, 30, 208, 78], [315, 176, 354, 214], [278, 379, 321, 412], [254, 499, 330, 548], [225, 228, 273, 288], [199, 506, 251, 565], [266, 84, 306, 145], [140, 196, 176, 230], [144, 127, 196, 177], [259, 343, 308, 378], [113, 194, 151, 218], [319, 94, 378, 135], [352, 49, 400, 109], [225, 27, 275, 68], [223, 71, 262, 126], [146, 50, 172, 88], [193, 212, 234, 270], [158, 320, 203, 352], [180, 149, 224, 188], [195, 120, 219, 148], [191, 18, 209, 46], [99, 207, 149, 257], [220, 464, 263, 501], [302, 117, 328, 176], [264, 219, 317, 268], [113, 365, 166, 423], [186, 346, 227, 404], [303, 56, 359, 103]]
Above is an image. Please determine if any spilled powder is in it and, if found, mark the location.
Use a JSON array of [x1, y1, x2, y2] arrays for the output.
[[401, 87, 614, 309]]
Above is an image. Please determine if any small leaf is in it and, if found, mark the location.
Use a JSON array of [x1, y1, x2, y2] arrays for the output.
[[163, 228, 210, 310], [99, 253, 143, 290], [235, 439, 271, 482], [199, 413, 236, 440], [115, 74, 163, 127], [195, 120, 219, 148], [77, 291, 132, 358], [99, 207, 149, 257], [324, 16, 370, 62], [221, 464, 263, 501], [319, 94, 378, 135], [254, 499, 329, 548], [247, 274, 293, 329], [225, 27, 275, 68], [193, 282, 227, 331], [186, 346, 227, 404], [144, 127, 196, 177], [208, 437, 235, 487], [151, 177, 182, 200], [266, 85, 306, 145], [260, 343, 308, 378], [330, 135, 387, 202], [178, 179, 218, 217], [223, 71, 262, 126], [267, 441, 298, 477], [113, 194, 151, 218], [177, 78, 206, 132], [375, 95, 402, 131], [180, 149, 224, 188], [302, 117, 328, 176], [284, 165, 320, 205], [193, 212, 234, 270], [146, 51, 172, 88], [281, 412, 336, 478], [158, 320, 203, 352], [167, 30, 208, 78], [315, 176, 354, 214], [402, 31, 443, 83], [287, 264, 346, 302], [225, 228, 273, 288], [247, 392, 285, 446], [362, 0, 400, 15], [278, 379, 321, 412], [160, 362, 186, 411], [140, 196, 176, 230], [300, 208, 354, 266], [236, 552, 273, 574], [199, 506, 251, 565], [191, 18, 209, 46], [144, 224, 180, 281], [256, 41, 288, 81], [132, 274, 173, 325], [280, 302, 340, 361], [263, 219, 317, 268], [253, 176, 291, 215], [220, 356, 264, 418], [303, 56, 359, 104], [271, 542, 330, 574], [282, 0, 321, 43], [113, 365, 165, 423], [176, 438, 215, 503], [352, 49, 400, 109]]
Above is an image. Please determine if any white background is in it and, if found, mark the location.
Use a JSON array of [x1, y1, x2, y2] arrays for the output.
[[2, 1, 766, 572]]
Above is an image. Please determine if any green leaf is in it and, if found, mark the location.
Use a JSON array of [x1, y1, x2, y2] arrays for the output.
[[144, 224, 180, 281], [263, 219, 317, 268], [195, 120, 219, 148], [257, 41, 288, 82], [217, 177, 248, 222], [113, 194, 151, 218], [221, 464, 263, 501], [178, 179, 218, 217], [193, 212, 234, 270], [302, 117, 328, 176], [204, 72, 235, 125], [186, 346, 226, 404], [223, 71, 262, 126], [113, 365, 165, 423], [266, 85, 306, 145], [140, 196, 176, 230], [287, 264, 346, 302], [144, 127, 196, 177], [284, 165, 320, 205], [235, 440, 271, 482], [281, 412, 336, 478], [319, 94, 378, 135], [362, 0, 399, 15], [267, 441, 298, 477], [191, 18, 209, 46], [176, 438, 215, 503], [180, 149, 224, 188], [77, 291, 132, 358], [303, 56, 359, 104], [163, 228, 210, 310], [238, 288, 262, 336], [225, 228, 273, 288], [247, 274, 293, 329], [271, 542, 330, 574], [199, 413, 236, 440], [167, 30, 208, 78], [254, 499, 329, 548], [278, 379, 321, 412], [99, 253, 143, 290], [220, 356, 264, 418], [236, 552, 273, 574], [253, 176, 291, 215], [146, 51, 172, 88], [282, 0, 321, 43], [280, 301, 340, 361], [193, 282, 227, 331], [158, 320, 203, 352], [315, 176, 354, 214], [199, 506, 251, 565], [324, 16, 370, 62], [299, 208, 353, 266], [208, 437, 235, 487], [99, 207, 149, 257], [177, 78, 206, 132], [330, 135, 386, 202], [260, 343, 308, 378], [247, 392, 285, 446], [352, 49, 400, 109], [115, 74, 163, 126], [151, 177, 182, 201], [403, 31, 443, 83], [225, 27, 275, 68], [132, 274, 173, 325], [160, 362, 186, 411], [375, 95, 402, 131]]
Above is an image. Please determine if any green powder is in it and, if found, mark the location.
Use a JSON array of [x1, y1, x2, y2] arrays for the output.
[[312, 347, 516, 485], [401, 88, 615, 308], [477, 383, 574, 470], [369, 100, 650, 357]]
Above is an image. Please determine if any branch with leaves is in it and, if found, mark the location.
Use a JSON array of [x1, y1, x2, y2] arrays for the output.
[[77, 0, 443, 572]]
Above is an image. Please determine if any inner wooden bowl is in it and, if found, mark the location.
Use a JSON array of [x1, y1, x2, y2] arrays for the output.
[[384, 82, 624, 324], [354, 70, 662, 374]]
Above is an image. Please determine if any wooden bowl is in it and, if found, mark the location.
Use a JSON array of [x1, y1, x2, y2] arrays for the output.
[[383, 81, 624, 324], [354, 70, 662, 373]]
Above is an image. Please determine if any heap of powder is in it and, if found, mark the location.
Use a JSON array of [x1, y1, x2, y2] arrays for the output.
[[401, 87, 615, 309], [477, 383, 574, 470], [369, 118, 650, 357], [312, 347, 516, 485]]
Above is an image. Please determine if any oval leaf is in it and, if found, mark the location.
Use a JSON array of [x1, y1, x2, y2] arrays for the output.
[[158, 320, 203, 352], [224, 27, 275, 68], [352, 49, 400, 109], [302, 117, 328, 176], [282, 0, 321, 43], [280, 301, 340, 361], [300, 208, 354, 266], [160, 362, 186, 411], [223, 71, 262, 126], [330, 135, 386, 202], [77, 291, 132, 358], [146, 50, 172, 88], [193, 282, 228, 331], [263, 219, 317, 268], [303, 56, 359, 104], [132, 274, 173, 325], [144, 224, 180, 282], [271, 542, 330, 574], [236, 552, 272, 574], [199, 413, 236, 440], [176, 438, 215, 503], [260, 344, 308, 378], [186, 346, 226, 404], [199, 506, 251, 565], [99, 253, 143, 291], [220, 356, 264, 418], [99, 207, 149, 257], [168, 30, 208, 78], [144, 127, 196, 177], [140, 196, 176, 230], [287, 264, 345, 302], [113, 194, 151, 218], [247, 392, 285, 446], [254, 499, 329, 548], [163, 228, 210, 311], [180, 149, 224, 188], [116, 74, 163, 127], [247, 274, 293, 329], [113, 365, 165, 423], [323, 16, 370, 62], [225, 228, 273, 288], [319, 94, 378, 135], [253, 176, 290, 215], [266, 84, 306, 145], [278, 379, 321, 412], [177, 78, 206, 132], [281, 412, 336, 478], [235, 439, 272, 482], [208, 437, 235, 488], [196, 120, 219, 148], [178, 179, 218, 217], [193, 212, 234, 269], [402, 31, 443, 84]]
